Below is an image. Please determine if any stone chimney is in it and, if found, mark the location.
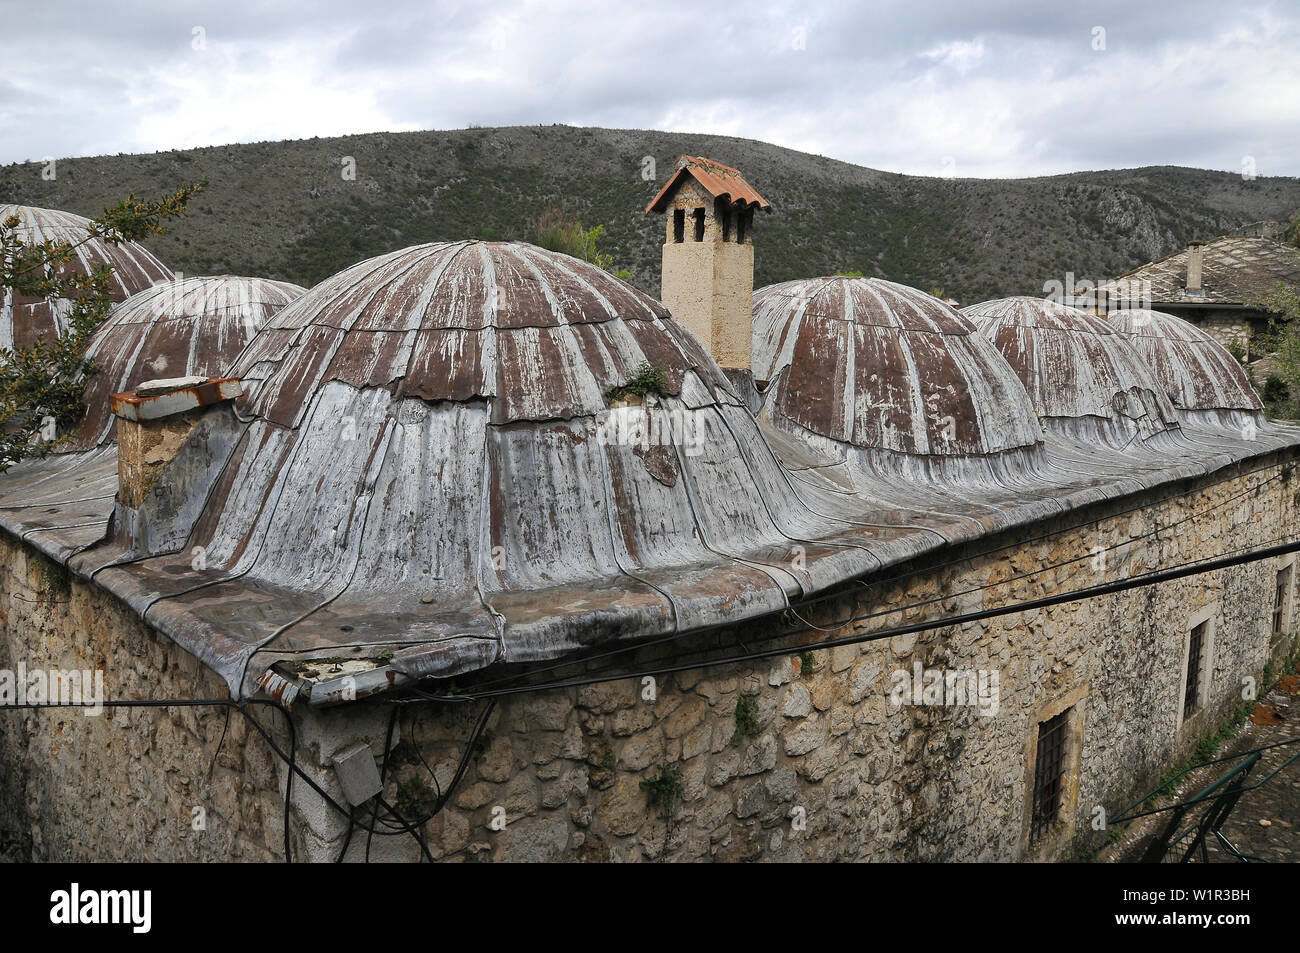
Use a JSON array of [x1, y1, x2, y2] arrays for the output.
[[645, 156, 771, 372], [111, 376, 243, 508], [1185, 240, 1205, 295]]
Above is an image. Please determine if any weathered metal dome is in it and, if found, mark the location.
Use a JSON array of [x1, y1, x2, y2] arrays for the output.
[[105, 241, 883, 692], [1106, 308, 1264, 427], [13, 247, 1300, 703], [752, 277, 1044, 475], [73, 275, 305, 449], [962, 296, 1181, 446], [0, 204, 173, 350]]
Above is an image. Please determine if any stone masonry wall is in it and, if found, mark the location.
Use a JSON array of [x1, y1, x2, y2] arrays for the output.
[[0, 453, 1296, 861], [365, 453, 1300, 862], [0, 540, 293, 861]]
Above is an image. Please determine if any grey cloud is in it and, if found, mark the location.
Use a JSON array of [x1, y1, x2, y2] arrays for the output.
[[1, 0, 1297, 178]]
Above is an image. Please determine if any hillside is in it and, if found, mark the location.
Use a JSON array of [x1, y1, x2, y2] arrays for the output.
[[3, 125, 1299, 302]]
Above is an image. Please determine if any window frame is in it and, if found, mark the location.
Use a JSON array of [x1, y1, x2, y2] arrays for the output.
[[1019, 685, 1088, 858], [1273, 558, 1295, 638], [1176, 604, 1217, 732], [1030, 709, 1070, 843]]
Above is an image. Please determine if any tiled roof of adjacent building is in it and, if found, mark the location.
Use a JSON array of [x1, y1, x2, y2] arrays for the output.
[[1102, 234, 1300, 306]]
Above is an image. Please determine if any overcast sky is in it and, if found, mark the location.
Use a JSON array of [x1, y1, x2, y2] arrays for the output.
[[3, 0, 1298, 179]]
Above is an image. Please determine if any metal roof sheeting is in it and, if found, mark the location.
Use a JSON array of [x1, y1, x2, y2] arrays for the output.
[[752, 277, 1044, 462], [963, 296, 1182, 448], [1107, 308, 1264, 426], [72, 276, 305, 450], [0, 204, 174, 350], [2, 248, 1299, 703], [63, 242, 906, 696]]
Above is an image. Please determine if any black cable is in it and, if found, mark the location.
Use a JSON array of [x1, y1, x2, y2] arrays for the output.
[[240, 699, 298, 863], [375, 699, 496, 829], [336, 806, 357, 863], [205, 704, 232, 780], [366, 706, 401, 862], [410, 706, 444, 805], [373, 796, 435, 863], [457, 466, 1287, 696], [409, 536, 1300, 702], [422, 528, 1300, 703]]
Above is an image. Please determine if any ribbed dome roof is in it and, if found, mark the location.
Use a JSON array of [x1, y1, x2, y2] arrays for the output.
[[962, 296, 1180, 445], [0, 204, 173, 350], [131, 241, 869, 686], [1107, 308, 1263, 420], [73, 275, 304, 449], [13, 249, 1300, 701], [752, 277, 1043, 461], [235, 240, 729, 424]]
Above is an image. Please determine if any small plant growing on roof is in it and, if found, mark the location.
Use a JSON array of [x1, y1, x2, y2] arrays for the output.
[[604, 360, 669, 405], [640, 763, 684, 817], [732, 694, 760, 743]]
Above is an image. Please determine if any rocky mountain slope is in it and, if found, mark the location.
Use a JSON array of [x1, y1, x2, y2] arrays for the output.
[[4, 125, 1298, 303]]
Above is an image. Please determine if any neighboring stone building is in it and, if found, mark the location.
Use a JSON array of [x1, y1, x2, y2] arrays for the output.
[[1100, 223, 1300, 359], [0, 204, 173, 350], [0, 171, 1298, 863]]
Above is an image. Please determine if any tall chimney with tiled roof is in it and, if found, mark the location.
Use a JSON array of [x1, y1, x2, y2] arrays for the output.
[[646, 156, 771, 372]]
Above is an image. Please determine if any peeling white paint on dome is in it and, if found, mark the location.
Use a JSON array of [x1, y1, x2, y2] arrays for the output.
[[72, 275, 304, 449], [1107, 308, 1264, 430], [753, 277, 1044, 474], [962, 296, 1182, 448]]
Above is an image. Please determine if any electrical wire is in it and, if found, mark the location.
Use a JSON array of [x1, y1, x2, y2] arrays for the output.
[[4, 461, 1294, 862], [407, 535, 1300, 703], [454, 465, 1289, 696]]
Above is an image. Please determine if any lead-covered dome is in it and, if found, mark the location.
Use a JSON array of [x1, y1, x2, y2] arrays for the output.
[[752, 277, 1044, 472], [1107, 308, 1263, 427], [72, 275, 305, 449], [0, 204, 174, 350], [101, 241, 881, 693], [962, 296, 1180, 446]]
